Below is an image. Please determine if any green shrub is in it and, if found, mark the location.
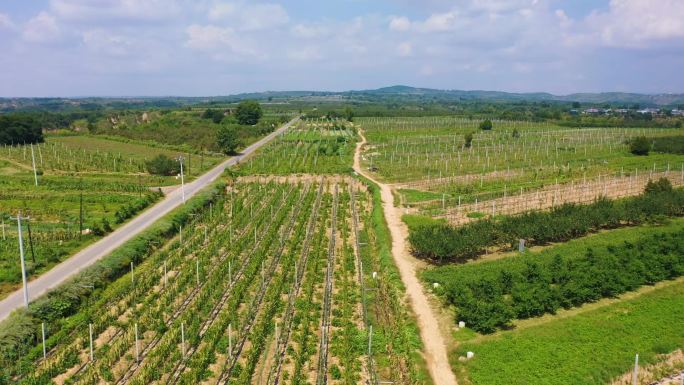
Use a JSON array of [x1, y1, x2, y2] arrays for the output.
[[629, 136, 651, 155], [145, 154, 181, 176]]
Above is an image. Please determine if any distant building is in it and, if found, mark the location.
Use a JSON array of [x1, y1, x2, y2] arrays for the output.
[[582, 108, 603, 115], [672, 109, 684, 116], [637, 108, 660, 115]]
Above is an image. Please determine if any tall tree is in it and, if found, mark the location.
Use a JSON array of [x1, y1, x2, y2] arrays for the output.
[[235, 100, 263, 125]]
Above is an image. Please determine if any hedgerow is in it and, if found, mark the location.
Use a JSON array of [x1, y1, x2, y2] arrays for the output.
[[430, 229, 684, 333], [409, 185, 684, 263]]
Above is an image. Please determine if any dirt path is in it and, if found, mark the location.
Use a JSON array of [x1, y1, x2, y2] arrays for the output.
[[353, 128, 458, 385]]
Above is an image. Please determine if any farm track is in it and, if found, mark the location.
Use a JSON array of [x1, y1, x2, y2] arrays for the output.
[[315, 185, 338, 385], [354, 127, 458, 385]]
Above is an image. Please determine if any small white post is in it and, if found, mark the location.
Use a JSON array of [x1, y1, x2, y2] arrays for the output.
[[131, 262, 134, 285], [179, 157, 185, 203], [1, 218, 5, 241], [164, 260, 168, 288], [134, 323, 140, 363], [30, 144, 38, 186], [228, 323, 233, 358], [89, 323, 94, 361], [632, 353, 639, 385], [181, 322, 186, 357], [196, 259, 200, 287], [367, 325, 373, 356], [179, 225, 183, 244], [41, 322, 46, 359]]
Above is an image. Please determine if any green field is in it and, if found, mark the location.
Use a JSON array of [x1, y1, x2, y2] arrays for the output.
[[451, 279, 684, 385]]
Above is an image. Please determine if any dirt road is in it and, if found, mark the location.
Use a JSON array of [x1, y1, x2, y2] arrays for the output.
[[353, 128, 458, 385]]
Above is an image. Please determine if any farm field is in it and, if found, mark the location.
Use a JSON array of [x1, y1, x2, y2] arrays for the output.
[[356, 117, 684, 215], [0, 135, 223, 299], [237, 118, 356, 175], [1, 177, 428, 385]]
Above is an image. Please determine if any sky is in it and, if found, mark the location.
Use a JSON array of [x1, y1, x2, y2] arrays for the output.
[[0, 0, 683, 97]]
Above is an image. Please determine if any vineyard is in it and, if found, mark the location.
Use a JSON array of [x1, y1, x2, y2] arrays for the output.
[[239, 119, 356, 175], [1, 177, 427, 385]]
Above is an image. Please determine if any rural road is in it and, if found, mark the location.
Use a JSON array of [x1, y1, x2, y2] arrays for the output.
[[353, 127, 458, 385], [0, 116, 299, 322]]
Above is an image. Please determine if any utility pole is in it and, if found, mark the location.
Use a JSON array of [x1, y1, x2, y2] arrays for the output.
[[11, 212, 30, 308], [178, 156, 185, 203]]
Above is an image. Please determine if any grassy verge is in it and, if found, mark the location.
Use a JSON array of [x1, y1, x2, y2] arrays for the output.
[[357, 174, 434, 385]]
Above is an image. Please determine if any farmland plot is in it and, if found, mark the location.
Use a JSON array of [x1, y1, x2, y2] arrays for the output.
[[4, 177, 426, 385], [239, 119, 356, 175]]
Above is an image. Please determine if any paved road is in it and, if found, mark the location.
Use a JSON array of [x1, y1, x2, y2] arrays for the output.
[[0, 116, 299, 322]]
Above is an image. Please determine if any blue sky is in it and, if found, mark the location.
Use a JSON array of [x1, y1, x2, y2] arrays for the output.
[[0, 0, 683, 97]]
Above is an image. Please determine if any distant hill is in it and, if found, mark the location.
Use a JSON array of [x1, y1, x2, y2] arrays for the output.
[[2, 86, 683, 112]]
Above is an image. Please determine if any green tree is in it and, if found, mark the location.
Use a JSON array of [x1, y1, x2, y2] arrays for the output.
[[201, 109, 224, 124], [629, 136, 651, 155], [464, 132, 474, 148], [145, 154, 180, 176], [479, 119, 493, 131], [217, 126, 242, 155], [235, 100, 263, 125], [344, 106, 354, 122]]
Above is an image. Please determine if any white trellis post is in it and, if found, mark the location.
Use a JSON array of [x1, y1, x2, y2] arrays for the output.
[[41, 322, 47, 359], [89, 323, 94, 361], [632, 354, 639, 385]]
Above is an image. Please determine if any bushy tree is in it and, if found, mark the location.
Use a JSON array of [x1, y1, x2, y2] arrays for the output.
[[217, 126, 241, 155], [0, 114, 44, 145], [464, 132, 474, 148], [145, 154, 180, 176], [344, 106, 354, 122], [201, 109, 224, 124], [629, 136, 651, 155], [479, 119, 493, 130], [235, 100, 263, 125], [644, 177, 673, 194]]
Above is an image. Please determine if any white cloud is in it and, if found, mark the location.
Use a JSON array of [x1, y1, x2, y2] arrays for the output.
[[287, 46, 322, 61], [291, 23, 328, 39], [50, 0, 181, 21], [0, 13, 14, 29], [207, 2, 289, 31], [585, 0, 684, 48], [185, 24, 264, 59], [388, 16, 410, 31], [23, 12, 60, 43], [421, 11, 458, 32], [82, 30, 132, 56], [397, 41, 412, 57]]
